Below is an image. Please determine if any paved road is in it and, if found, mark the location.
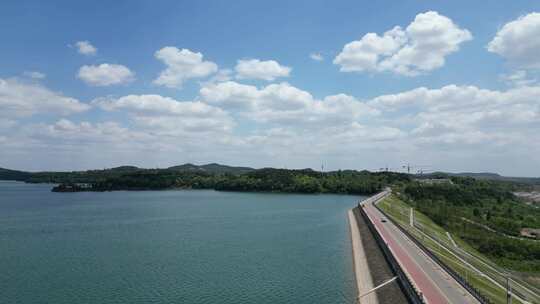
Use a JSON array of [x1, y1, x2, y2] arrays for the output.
[[362, 198, 479, 304]]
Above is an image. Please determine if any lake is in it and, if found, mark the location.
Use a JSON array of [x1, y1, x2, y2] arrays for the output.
[[0, 181, 362, 304]]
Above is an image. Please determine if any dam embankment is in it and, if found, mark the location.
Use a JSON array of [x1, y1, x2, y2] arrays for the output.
[[349, 203, 408, 303]]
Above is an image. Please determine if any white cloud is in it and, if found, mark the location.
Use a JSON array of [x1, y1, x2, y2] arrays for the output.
[[201, 81, 311, 111], [200, 81, 378, 125], [93, 94, 234, 134], [368, 84, 540, 147], [74, 41, 97, 56], [4, 81, 540, 175], [369, 84, 539, 113], [310, 53, 324, 61], [78, 64, 135, 86], [153, 47, 218, 88], [235, 59, 291, 81], [488, 13, 540, 69], [0, 78, 90, 117], [201, 69, 233, 86], [200, 81, 260, 110], [334, 11, 472, 76], [238, 122, 406, 167], [332, 123, 405, 142], [95, 94, 223, 117], [0, 118, 17, 129], [23, 71, 46, 79], [500, 70, 537, 87], [43, 119, 135, 142], [1, 116, 241, 171]]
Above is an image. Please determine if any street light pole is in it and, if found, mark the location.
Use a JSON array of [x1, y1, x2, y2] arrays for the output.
[[507, 276, 512, 304]]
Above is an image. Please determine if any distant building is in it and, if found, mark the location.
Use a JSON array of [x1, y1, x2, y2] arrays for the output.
[[520, 228, 540, 240], [514, 192, 540, 203], [52, 183, 92, 192], [415, 178, 453, 185]]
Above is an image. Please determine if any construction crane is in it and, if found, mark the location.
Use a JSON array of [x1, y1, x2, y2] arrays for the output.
[[402, 163, 432, 175], [378, 166, 402, 172]]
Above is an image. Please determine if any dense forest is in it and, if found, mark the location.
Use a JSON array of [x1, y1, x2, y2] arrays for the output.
[[51, 168, 410, 195], [0, 164, 253, 184], [397, 177, 540, 272], [0, 164, 410, 195]]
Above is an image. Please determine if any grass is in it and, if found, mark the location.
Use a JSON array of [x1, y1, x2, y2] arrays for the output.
[[378, 194, 540, 304]]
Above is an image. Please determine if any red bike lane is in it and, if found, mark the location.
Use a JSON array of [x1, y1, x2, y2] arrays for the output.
[[363, 204, 450, 304]]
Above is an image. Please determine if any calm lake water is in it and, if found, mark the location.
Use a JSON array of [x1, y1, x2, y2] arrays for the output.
[[0, 181, 363, 304]]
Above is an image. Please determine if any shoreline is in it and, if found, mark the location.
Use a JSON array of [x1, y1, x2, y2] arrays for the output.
[[348, 208, 379, 304]]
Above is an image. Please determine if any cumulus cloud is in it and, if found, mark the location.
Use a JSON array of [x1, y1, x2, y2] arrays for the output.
[[153, 47, 218, 88], [310, 53, 324, 61], [0, 78, 90, 117], [23, 71, 46, 79], [77, 64, 135, 86], [235, 59, 291, 81], [41, 119, 135, 142], [95, 94, 224, 117], [200, 81, 539, 160], [200, 69, 233, 86], [5, 81, 540, 175], [200, 81, 378, 124], [93, 94, 234, 134], [500, 70, 537, 87], [334, 11, 472, 76], [239, 122, 406, 167], [2, 115, 243, 171], [74, 41, 97, 56], [368, 84, 540, 146], [3, 118, 157, 168], [488, 13, 540, 69], [0, 118, 17, 129]]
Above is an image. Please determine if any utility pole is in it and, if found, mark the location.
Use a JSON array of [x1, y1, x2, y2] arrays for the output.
[[403, 163, 411, 174], [507, 277, 512, 304], [410, 208, 414, 227]]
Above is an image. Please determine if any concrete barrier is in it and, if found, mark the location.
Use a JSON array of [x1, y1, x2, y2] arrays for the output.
[[356, 191, 426, 304]]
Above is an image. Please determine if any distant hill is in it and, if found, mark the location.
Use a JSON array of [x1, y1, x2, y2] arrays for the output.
[[454, 172, 540, 184], [421, 171, 540, 185], [108, 166, 140, 171], [88, 166, 142, 173], [453, 172, 502, 179], [167, 163, 254, 174], [0, 167, 31, 181], [2, 164, 538, 187], [0, 163, 252, 182]]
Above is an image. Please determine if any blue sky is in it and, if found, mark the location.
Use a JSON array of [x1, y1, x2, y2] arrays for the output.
[[1, 0, 540, 176]]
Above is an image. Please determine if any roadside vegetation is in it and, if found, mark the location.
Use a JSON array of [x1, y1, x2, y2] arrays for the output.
[[396, 177, 540, 272], [379, 193, 540, 304]]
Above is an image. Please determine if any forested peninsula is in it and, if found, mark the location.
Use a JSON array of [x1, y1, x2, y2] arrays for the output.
[[0, 164, 408, 195]]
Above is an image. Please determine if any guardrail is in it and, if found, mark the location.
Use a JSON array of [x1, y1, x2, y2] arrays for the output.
[[372, 202, 492, 304], [355, 195, 426, 304]]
